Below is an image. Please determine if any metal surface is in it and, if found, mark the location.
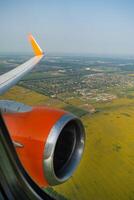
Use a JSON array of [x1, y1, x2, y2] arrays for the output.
[[43, 114, 85, 185], [0, 35, 44, 95], [0, 113, 55, 200], [13, 141, 24, 148], [3, 106, 66, 187], [0, 100, 32, 113], [0, 55, 43, 95]]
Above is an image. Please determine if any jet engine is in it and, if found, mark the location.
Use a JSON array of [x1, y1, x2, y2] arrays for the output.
[[2, 101, 85, 187]]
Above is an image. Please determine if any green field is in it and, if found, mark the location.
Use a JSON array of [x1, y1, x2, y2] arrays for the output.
[[63, 105, 88, 117], [1, 86, 134, 200]]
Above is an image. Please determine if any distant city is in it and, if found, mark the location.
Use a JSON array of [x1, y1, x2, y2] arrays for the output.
[[1, 54, 134, 114]]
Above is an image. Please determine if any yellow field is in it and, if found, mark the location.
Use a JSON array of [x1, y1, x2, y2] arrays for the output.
[[0, 86, 50, 106], [55, 98, 134, 200], [0, 86, 67, 109], [65, 97, 85, 106]]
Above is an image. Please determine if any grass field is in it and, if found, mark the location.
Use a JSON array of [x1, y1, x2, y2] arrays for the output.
[[0, 86, 50, 106], [0, 86, 67, 109], [1, 86, 134, 200], [63, 104, 88, 117], [55, 98, 134, 200]]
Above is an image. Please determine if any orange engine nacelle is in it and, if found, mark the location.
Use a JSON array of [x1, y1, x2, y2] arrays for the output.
[[2, 106, 85, 187]]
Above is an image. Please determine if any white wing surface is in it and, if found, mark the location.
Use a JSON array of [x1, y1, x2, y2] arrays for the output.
[[0, 35, 44, 94]]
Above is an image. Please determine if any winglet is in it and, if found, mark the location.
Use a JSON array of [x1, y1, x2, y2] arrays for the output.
[[28, 34, 44, 56]]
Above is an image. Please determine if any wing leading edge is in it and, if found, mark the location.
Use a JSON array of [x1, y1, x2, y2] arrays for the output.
[[0, 35, 44, 94]]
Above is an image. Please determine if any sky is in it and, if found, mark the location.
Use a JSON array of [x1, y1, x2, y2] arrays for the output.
[[1, 0, 134, 55]]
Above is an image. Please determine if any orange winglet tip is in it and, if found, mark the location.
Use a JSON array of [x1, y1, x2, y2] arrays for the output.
[[28, 34, 44, 56]]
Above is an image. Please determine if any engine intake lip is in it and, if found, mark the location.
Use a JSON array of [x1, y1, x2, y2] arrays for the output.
[[43, 113, 85, 186]]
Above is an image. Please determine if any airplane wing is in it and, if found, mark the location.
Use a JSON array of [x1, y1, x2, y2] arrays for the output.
[[0, 34, 44, 94]]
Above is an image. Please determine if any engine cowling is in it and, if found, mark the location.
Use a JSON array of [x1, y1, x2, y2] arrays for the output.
[[2, 106, 85, 187]]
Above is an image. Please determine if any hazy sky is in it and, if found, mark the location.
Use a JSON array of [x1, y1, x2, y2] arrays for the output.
[[1, 0, 134, 55]]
